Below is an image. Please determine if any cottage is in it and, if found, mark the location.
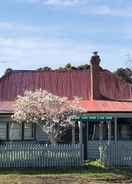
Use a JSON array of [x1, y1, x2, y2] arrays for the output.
[[0, 52, 132, 164]]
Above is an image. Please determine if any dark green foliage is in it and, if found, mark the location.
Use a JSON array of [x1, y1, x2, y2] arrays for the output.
[[37, 63, 90, 71], [114, 68, 132, 84], [64, 63, 73, 70], [37, 67, 52, 71], [77, 64, 89, 70]]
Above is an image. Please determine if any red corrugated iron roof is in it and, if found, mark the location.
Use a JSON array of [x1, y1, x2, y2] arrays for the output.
[[99, 70, 131, 100], [0, 70, 91, 100], [77, 100, 132, 113], [0, 101, 15, 113], [0, 68, 131, 101], [1, 100, 132, 114]]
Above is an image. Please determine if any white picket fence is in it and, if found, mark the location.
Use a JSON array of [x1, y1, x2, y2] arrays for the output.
[[100, 141, 132, 168], [0, 143, 81, 169]]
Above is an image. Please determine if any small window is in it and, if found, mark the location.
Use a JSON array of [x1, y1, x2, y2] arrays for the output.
[[24, 124, 34, 140], [9, 123, 22, 140], [0, 122, 7, 140]]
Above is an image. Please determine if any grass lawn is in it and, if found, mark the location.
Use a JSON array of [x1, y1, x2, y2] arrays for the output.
[[0, 161, 132, 183]]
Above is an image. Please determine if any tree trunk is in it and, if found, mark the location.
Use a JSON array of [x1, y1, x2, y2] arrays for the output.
[[37, 122, 58, 144], [49, 134, 57, 144]]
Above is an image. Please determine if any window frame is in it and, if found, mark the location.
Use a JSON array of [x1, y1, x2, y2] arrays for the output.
[[9, 122, 22, 141], [23, 123, 35, 141]]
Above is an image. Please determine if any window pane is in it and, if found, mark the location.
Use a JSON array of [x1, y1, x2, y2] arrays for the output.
[[9, 123, 22, 140], [0, 122, 7, 140], [117, 118, 132, 140], [24, 124, 33, 140]]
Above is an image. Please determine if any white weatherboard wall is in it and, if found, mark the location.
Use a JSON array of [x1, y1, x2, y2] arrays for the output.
[[0, 115, 49, 142]]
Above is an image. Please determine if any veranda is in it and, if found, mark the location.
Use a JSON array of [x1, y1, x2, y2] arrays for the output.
[[72, 113, 132, 167]]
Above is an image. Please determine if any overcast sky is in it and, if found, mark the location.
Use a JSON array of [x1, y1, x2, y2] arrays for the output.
[[0, 0, 132, 76]]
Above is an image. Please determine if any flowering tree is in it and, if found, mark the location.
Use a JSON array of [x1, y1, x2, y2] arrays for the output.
[[12, 89, 85, 144]]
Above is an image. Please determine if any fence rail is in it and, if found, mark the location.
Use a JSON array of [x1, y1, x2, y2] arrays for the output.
[[0, 143, 81, 169], [100, 141, 132, 168]]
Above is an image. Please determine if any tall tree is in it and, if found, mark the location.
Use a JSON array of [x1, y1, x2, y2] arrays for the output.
[[12, 89, 84, 144]]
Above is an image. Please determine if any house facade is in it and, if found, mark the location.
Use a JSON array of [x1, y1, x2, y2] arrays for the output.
[[0, 52, 132, 162]]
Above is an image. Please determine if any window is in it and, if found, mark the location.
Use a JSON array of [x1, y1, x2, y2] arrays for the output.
[[118, 118, 132, 140], [0, 122, 7, 140], [0, 122, 35, 141], [9, 123, 22, 140], [24, 124, 34, 140]]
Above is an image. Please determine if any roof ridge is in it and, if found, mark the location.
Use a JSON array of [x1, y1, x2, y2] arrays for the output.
[[0, 68, 89, 81]]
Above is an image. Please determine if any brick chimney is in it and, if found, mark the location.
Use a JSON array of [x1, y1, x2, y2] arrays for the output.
[[90, 52, 101, 100]]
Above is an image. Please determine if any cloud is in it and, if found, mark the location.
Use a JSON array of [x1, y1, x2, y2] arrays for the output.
[[81, 5, 132, 17], [0, 36, 96, 76], [0, 34, 129, 78], [0, 21, 37, 32], [0, 21, 69, 38], [44, 0, 80, 6], [15, 0, 132, 17], [16, 0, 81, 6], [0, 18, 130, 75], [0, 20, 123, 39]]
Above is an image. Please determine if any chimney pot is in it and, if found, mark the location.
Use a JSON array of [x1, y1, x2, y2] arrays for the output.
[[93, 51, 98, 56], [90, 51, 101, 66], [90, 52, 101, 100]]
